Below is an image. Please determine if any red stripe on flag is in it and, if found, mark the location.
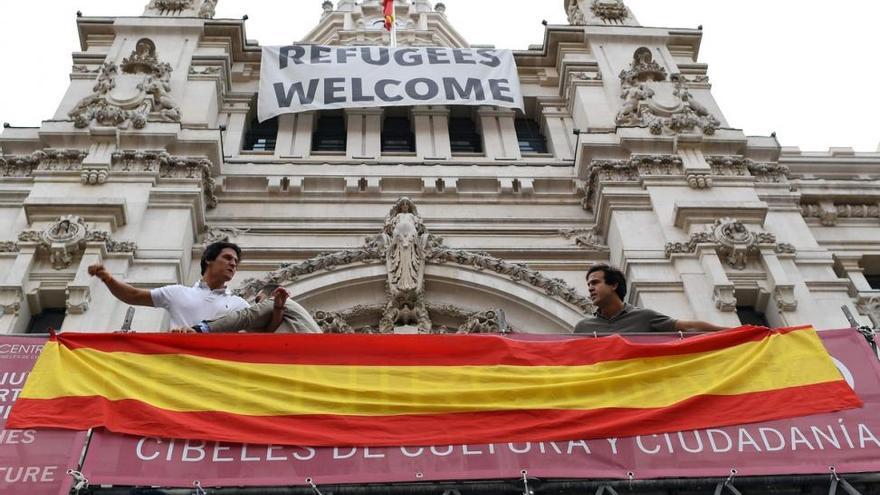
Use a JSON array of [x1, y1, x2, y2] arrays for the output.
[[8, 380, 859, 447], [51, 326, 805, 366]]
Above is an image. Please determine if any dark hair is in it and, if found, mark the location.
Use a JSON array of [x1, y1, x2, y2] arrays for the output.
[[587, 264, 627, 301], [201, 241, 242, 275]]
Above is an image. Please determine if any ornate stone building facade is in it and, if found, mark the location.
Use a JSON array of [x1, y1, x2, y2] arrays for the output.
[[0, 0, 878, 339]]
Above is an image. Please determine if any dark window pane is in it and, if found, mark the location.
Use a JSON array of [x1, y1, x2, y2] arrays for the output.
[[736, 306, 768, 327], [312, 114, 347, 152], [449, 117, 482, 154], [866, 275, 880, 290], [381, 116, 415, 153], [515, 118, 548, 154], [27, 309, 66, 334], [243, 116, 278, 152]]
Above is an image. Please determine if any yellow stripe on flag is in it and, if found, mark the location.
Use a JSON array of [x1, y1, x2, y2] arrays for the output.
[[21, 329, 840, 417]]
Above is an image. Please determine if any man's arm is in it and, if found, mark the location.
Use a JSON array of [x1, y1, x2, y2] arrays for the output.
[[674, 319, 728, 332], [88, 263, 154, 307], [265, 287, 289, 332]]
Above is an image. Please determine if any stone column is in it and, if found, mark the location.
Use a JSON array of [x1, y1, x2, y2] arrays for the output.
[[412, 106, 451, 160], [274, 112, 315, 159], [346, 108, 382, 160], [477, 106, 520, 160]]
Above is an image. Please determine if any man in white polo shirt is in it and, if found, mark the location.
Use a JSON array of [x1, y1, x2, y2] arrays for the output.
[[88, 242, 248, 329]]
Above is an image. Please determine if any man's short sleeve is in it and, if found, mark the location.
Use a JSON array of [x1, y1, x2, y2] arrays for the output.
[[646, 309, 677, 332], [150, 285, 183, 310]]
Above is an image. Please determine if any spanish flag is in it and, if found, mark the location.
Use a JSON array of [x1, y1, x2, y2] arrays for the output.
[[383, 0, 395, 31], [8, 326, 861, 447]]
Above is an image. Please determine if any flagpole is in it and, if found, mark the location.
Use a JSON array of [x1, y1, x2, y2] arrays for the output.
[[390, 3, 397, 48]]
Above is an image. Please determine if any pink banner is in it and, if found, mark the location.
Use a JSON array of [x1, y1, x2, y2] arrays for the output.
[[81, 329, 880, 488], [0, 336, 87, 494]]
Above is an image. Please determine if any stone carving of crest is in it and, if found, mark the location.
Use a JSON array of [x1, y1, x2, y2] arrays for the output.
[[616, 47, 720, 136], [17, 215, 136, 270], [68, 38, 181, 129], [665, 218, 793, 271]]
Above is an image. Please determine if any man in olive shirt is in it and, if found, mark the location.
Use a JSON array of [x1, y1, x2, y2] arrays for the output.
[[574, 264, 727, 334]]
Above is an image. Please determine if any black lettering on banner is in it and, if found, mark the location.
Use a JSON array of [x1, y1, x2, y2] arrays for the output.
[[274, 80, 320, 107], [376, 80, 403, 102], [443, 78, 485, 100], [489, 79, 514, 102], [477, 48, 502, 67], [324, 78, 347, 104], [336, 47, 358, 64], [351, 78, 375, 103], [279, 45, 305, 69], [426, 47, 451, 64], [362, 47, 390, 66], [452, 49, 476, 64], [394, 49, 423, 66], [405, 78, 440, 101], [311, 45, 332, 64]]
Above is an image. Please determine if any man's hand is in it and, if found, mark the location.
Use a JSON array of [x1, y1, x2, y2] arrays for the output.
[[273, 287, 289, 310], [170, 327, 197, 333], [88, 263, 112, 283]]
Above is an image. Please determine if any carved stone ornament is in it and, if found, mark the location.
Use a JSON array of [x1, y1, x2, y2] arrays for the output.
[[321, 0, 334, 18], [567, 2, 586, 25], [619, 47, 667, 86], [17, 215, 136, 270], [801, 202, 880, 227], [582, 154, 683, 211], [239, 198, 594, 333], [68, 39, 181, 129], [198, 0, 217, 18], [590, 0, 629, 23], [857, 296, 880, 327], [148, 0, 194, 12], [707, 155, 790, 183], [205, 226, 251, 244], [559, 227, 609, 251], [713, 286, 737, 312], [664, 218, 795, 270], [616, 62, 720, 136]]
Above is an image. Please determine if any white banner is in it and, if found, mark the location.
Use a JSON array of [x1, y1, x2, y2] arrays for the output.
[[258, 45, 523, 121]]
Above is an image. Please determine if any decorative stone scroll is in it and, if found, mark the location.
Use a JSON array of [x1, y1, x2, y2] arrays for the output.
[[801, 203, 880, 227], [68, 39, 181, 129], [205, 227, 251, 244], [311, 303, 510, 335], [17, 216, 136, 270], [707, 156, 790, 183], [559, 227, 609, 251], [239, 198, 594, 332], [581, 154, 683, 211], [664, 217, 795, 270], [109, 150, 218, 208]]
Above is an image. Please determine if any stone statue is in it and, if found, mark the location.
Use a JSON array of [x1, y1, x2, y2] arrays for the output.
[[567, 3, 586, 25], [379, 197, 432, 333]]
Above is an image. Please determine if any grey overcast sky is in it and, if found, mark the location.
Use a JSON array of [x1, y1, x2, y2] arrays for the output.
[[0, 1, 877, 151]]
